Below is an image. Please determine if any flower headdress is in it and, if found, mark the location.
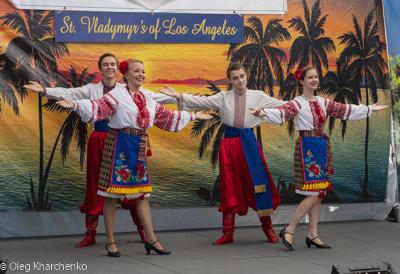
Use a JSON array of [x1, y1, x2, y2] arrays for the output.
[[294, 67, 308, 81], [119, 60, 130, 74]]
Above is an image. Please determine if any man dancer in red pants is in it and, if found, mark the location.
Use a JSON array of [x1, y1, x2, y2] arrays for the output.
[[24, 53, 177, 247], [158, 63, 283, 245]]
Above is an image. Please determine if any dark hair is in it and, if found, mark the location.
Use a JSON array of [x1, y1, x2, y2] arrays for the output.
[[98, 53, 119, 71], [297, 67, 317, 86], [226, 63, 246, 79], [122, 59, 144, 84]]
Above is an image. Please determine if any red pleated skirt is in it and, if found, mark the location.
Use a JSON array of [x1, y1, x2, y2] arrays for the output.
[[218, 136, 281, 216]]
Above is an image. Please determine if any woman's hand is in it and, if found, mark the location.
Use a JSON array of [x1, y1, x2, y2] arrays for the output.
[[249, 108, 266, 117], [194, 111, 213, 120], [371, 103, 388, 112], [158, 85, 180, 98], [23, 81, 44, 93], [56, 96, 75, 109]]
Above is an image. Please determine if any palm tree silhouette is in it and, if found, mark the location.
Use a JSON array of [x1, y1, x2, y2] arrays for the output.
[[0, 52, 22, 116], [0, 10, 69, 211], [287, 0, 336, 78], [318, 60, 361, 139], [227, 16, 291, 97], [227, 16, 291, 146], [338, 9, 387, 201], [43, 65, 97, 172]]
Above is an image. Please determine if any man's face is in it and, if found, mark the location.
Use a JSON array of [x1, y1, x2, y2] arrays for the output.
[[100, 56, 118, 79], [229, 69, 248, 92]]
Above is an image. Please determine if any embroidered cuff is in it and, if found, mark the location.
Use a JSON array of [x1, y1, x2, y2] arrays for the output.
[[259, 109, 268, 121], [190, 113, 195, 121], [367, 105, 372, 118], [73, 102, 79, 111], [41, 87, 47, 97]]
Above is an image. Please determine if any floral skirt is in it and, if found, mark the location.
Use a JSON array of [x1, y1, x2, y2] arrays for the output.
[[294, 130, 333, 198], [97, 128, 152, 199]]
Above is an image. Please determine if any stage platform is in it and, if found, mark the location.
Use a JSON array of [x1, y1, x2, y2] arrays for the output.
[[0, 220, 399, 273]]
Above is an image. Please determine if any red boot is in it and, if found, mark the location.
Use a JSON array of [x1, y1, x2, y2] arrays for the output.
[[260, 216, 278, 243], [129, 204, 146, 243], [213, 212, 235, 245], [76, 215, 98, 247]]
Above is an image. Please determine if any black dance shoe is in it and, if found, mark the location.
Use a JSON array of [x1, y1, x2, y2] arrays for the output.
[[279, 227, 293, 251], [305, 237, 331, 249], [105, 243, 121, 257], [145, 241, 171, 255]]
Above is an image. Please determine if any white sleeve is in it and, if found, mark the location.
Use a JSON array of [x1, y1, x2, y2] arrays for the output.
[[44, 84, 93, 101], [177, 92, 223, 111], [140, 89, 177, 105], [259, 101, 299, 124], [154, 103, 195, 132], [74, 93, 119, 123]]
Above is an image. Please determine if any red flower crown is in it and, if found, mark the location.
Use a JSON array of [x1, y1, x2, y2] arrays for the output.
[[119, 60, 129, 74], [294, 67, 308, 81]]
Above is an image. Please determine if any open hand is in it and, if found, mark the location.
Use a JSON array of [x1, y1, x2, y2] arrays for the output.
[[194, 111, 213, 120], [371, 103, 388, 112], [249, 108, 266, 117], [158, 85, 180, 98], [56, 96, 75, 109], [23, 81, 44, 93]]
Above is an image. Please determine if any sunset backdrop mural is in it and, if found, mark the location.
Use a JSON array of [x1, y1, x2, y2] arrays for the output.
[[0, 0, 391, 212]]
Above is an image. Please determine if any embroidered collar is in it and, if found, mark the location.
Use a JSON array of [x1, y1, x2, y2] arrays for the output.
[[301, 95, 317, 102], [102, 81, 116, 94], [233, 88, 247, 96]]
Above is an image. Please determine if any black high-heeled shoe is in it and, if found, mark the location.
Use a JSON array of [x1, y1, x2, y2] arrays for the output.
[[305, 237, 331, 249], [144, 241, 171, 255], [279, 228, 293, 251], [105, 243, 121, 257]]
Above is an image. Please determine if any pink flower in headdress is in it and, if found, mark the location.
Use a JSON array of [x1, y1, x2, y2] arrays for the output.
[[119, 61, 129, 74], [294, 69, 302, 81]]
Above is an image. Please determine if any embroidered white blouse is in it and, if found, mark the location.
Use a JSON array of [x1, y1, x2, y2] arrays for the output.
[[259, 95, 372, 130], [44, 82, 177, 104], [178, 89, 285, 128], [73, 86, 195, 132]]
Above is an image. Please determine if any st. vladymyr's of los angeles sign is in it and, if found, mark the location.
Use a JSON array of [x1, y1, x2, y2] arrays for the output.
[[54, 12, 244, 43]]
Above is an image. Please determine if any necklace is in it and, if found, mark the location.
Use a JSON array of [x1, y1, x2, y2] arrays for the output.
[[126, 86, 147, 119]]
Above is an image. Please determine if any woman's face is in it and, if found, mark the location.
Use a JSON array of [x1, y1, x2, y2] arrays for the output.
[[125, 62, 145, 87], [301, 69, 319, 90]]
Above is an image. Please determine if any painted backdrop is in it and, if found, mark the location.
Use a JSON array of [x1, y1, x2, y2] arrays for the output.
[[0, 0, 391, 212]]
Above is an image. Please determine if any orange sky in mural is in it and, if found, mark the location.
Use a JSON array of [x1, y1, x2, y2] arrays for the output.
[[0, 0, 387, 83]]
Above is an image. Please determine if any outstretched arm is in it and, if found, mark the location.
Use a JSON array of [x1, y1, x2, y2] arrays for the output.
[[371, 103, 388, 112], [325, 99, 388, 121], [23, 81, 44, 94], [158, 85, 181, 99], [249, 101, 299, 124], [56, 96, 75, 109], [194, 111, 213, 120], [249, 108, 266, 117]]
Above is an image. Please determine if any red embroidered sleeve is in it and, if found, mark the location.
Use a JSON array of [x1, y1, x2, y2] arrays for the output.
[[326, 100, 347, 119], [88, 95, 118, 123], [277, 101, 299, 122], [154, 103, 176, 131]]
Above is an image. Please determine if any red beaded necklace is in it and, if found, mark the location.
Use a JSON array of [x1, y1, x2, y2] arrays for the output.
[[126, 85, 146, 112]]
